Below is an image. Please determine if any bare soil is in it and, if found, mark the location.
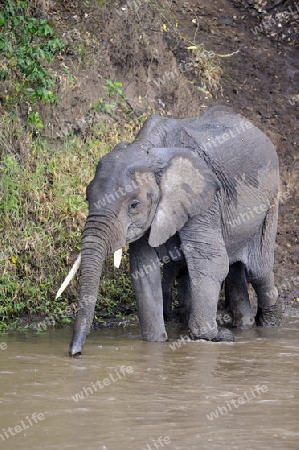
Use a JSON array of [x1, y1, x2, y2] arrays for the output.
[[43, 0, 298, 310]]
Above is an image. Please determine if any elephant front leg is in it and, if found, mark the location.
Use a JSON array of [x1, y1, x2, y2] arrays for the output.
[[180, 231, 233, 342], [188, 276, 234, 342], [129, 237, 168, 342]]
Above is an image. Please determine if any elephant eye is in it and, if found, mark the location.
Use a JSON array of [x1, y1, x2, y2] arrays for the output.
[[129, 200, 140, 211]]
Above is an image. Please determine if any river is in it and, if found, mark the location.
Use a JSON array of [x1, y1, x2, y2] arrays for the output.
[[0, 317, 298, 449]]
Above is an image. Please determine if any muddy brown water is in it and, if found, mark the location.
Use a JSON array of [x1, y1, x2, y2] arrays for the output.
[[0, 318, 298, 450]]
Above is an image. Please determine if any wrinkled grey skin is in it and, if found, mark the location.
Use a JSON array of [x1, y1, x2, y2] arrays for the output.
[[69, 106, 281, 356]]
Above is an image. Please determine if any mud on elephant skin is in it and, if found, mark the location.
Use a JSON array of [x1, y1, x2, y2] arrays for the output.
[[57, 105, 282, 356]]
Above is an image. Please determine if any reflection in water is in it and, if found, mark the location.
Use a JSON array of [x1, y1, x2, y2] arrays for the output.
[[0, 318, 298, 450]]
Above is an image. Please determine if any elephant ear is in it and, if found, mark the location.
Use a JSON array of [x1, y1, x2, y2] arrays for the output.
[[148, 148, 220, 248]]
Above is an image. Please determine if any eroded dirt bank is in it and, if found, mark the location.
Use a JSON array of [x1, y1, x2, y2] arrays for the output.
[[10, 0, 299, 314]]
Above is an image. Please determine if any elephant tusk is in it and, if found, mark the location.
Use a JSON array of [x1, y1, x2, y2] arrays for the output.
[[55, 253, 81, 299], [114, 248, 123, 268]]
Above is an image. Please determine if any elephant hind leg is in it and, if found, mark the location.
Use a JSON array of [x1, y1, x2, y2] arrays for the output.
[[225, 261, 255, 329], [177, 268, 191, 325], [247, 198, 281, 327], [250, 271, 282, 326], [162, 261, 190, 323], [162, 261, 177, 322]]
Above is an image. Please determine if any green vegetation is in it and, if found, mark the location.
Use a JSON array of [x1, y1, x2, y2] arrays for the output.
[[0, 1, 137, 331], [0, 0, 64, 119], [91, 79, 136, 120], [0, 114, 145, 331], [0, 0, 223, 332]]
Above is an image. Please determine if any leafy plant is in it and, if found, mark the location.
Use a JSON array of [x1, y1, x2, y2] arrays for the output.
[[91, 79, 136, 121], [62, 65, 74, 85], [0, 0, 65, 108], [27, 111, 44, 129], [102, 79, 123, 97], [91, 97, 115, 117]]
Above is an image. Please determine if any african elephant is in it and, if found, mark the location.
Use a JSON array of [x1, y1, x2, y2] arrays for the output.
[[65, 105, 281, 356]]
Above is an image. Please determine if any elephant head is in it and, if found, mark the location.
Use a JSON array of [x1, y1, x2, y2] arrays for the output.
[[69, 142, 220, 356]]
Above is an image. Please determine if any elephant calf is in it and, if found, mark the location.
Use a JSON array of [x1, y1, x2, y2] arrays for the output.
[[57, 106, 282, 356]]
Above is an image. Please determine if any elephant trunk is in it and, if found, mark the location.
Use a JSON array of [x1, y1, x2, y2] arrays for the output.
[[69, 212, 124, 356]]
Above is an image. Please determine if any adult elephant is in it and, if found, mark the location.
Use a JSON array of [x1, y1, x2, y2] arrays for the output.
[[64, 106, 281, 356]]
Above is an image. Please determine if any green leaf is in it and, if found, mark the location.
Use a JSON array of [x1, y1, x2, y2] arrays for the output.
[[0, 69, 9, 81], [0, 13, 5, 27], [37, 21, 53, 37], [37, 48, 46, 59], [28, 112, 44, 129], [26, 18, 38, 34]]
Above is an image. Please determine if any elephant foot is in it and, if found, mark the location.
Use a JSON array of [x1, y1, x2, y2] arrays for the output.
[[142, 330, 168, 342], [212, 328, 235, 342], [189, 326, 234, 342], [232, 315, 255, 330], [256, 299, 282, 327]]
